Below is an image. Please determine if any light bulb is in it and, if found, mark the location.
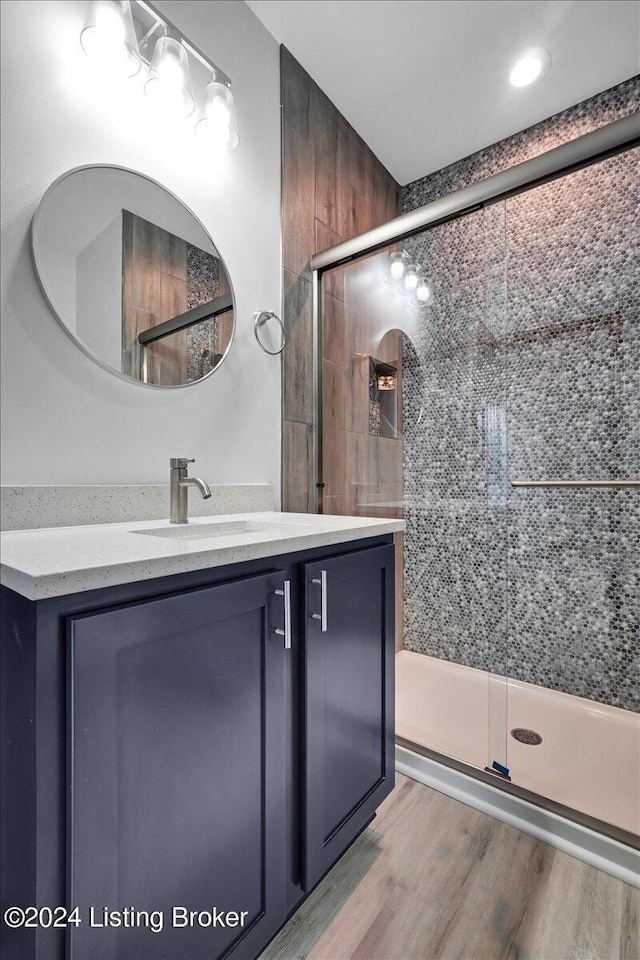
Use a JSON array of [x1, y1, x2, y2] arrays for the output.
[[510, 57, 541, 87], [416, 278, 432, 303], [80, 0, 140, 77], [389, 251, 406, 281], [509, 48, 551, 88], [195, 77, 239, 151], [404, 264, 419, 292], [145, 36, 195, 119]]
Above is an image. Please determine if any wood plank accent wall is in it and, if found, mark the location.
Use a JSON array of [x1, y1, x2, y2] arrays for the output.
[[122, 210, 189, 386], [280, 47, 400, 513]]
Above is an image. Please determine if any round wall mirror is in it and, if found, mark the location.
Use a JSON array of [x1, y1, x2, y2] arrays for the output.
[[31, 165, 235, 387]]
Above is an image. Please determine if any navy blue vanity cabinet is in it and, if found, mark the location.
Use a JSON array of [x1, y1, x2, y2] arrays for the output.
[[302, 544, 396, 889], [67, 571, 290, 960], [0, 533, 396, 960]]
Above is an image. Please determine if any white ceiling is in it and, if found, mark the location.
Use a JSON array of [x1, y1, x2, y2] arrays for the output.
[[246, 0, 640, 185]]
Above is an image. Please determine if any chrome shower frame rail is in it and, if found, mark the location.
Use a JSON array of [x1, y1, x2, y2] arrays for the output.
[[512, 480, 640, 488], [311, 112, 640, 272], [308, 111, 640, 512]]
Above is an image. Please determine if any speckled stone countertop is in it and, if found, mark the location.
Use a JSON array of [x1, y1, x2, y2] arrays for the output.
[[0, 484, 274, 531], [0, 512, 405, 601]]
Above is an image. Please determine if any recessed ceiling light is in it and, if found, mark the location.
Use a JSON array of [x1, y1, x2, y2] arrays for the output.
[[509, 48, 552, 88]]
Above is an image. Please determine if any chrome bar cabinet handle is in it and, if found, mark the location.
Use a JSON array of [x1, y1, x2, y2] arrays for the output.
[[274, 580, 292, 649], [311, 570, 328, 632]]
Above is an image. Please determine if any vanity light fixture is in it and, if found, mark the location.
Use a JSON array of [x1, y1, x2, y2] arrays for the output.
[[195, 73, 239, 151], [385, 250, 433, 305], [80, 0, 141, 77], [509, 48, 552, 88], [145, 35, 195, 118], [79, 0, 239, 148]]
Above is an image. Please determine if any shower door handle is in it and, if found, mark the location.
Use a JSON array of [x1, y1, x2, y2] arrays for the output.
[[311, 571, 328, 632]]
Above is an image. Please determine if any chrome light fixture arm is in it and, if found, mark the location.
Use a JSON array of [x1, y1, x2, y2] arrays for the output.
[[80, 0, 239, 147]]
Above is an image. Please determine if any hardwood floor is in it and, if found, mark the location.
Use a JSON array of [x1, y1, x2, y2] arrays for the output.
[[260, 774, 639, 960]]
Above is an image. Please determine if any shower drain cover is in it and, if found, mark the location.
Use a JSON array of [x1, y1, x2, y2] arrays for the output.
[[511, 728, 543, 746]]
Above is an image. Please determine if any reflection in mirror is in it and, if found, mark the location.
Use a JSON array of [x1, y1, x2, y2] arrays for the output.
[[122, 210, 233, 384], [32, 166, 235, 387]]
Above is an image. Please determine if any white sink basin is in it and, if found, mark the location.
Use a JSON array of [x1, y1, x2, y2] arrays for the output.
[[131, 519, 299, 541]]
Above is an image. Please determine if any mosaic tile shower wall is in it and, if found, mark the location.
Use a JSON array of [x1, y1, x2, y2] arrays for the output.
[[185, 244, 221, 382], [400, 78, 639, 711]]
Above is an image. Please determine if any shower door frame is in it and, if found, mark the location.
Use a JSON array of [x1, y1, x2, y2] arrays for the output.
[[309, 111, 639, 513], [308, 111, 640, 848]]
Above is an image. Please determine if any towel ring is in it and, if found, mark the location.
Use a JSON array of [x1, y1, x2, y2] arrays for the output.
[[254, 311, 286, 355]]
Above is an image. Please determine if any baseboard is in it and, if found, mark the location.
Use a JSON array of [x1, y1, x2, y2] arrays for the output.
[[396, 744, 640, 888]]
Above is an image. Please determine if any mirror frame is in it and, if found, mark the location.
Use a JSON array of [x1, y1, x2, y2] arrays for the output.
[[30, 164, 237, 389]]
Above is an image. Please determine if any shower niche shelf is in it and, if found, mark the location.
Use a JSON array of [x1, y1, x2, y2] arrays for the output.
[[369, 357, 399, 439]]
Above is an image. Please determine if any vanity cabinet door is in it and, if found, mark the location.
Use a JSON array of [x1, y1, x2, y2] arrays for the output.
[[302, 544, 395, 889], [67, 571, 290, 960]]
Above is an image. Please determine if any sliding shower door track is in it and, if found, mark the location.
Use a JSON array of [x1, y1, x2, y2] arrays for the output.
[[311, 112, 640, 272], [395, 735, 640, 851]]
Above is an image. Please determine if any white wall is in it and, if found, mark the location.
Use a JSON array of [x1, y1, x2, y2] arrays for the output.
[[76, 214, 122, 370], [37, 166, 221, 257], [40, 240, 78, 331], [0, 0, 282, 496]]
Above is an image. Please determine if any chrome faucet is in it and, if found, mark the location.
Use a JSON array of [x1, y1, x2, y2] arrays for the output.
[[170, 458, 212, 524]]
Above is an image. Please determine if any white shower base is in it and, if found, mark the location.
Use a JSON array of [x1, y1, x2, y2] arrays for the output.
[[396, 650, 640, 837]]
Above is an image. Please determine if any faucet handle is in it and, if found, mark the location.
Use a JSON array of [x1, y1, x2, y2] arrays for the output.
[[170, 457, 195, 469]]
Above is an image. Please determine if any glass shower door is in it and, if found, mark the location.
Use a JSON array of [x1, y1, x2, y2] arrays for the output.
[[502, 148, 640, 836], [399, 206, 510, 774], [319, 205, 511, 777], [316, 138, 638, 840]]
